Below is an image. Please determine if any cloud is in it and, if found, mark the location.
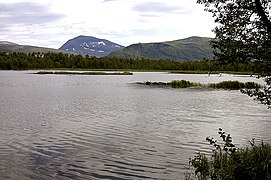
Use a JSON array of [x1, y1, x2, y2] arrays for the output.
[[0, 0, 215, 48], [0, 2, 64, 26], [102, 0, 117, 2], [132, 2, 189, 15], [0, 1, 65, 47]]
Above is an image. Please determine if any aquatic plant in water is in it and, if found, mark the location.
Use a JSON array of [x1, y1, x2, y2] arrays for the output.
[[208, 81, 262, 90], [170, 80, 202, 88], [139, 80, 262, 90], [36, 71, 133, 75]]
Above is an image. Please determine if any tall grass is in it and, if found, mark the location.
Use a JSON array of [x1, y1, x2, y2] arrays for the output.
[[208, 81, 262, 90], [186, 142, 271, 180], [186, 129, 271, 180], [169, 80, 262, 90], [170, 80, 202, 88]]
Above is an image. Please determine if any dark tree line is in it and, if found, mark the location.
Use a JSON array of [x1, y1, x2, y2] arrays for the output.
[[0, 52, 255, 73]]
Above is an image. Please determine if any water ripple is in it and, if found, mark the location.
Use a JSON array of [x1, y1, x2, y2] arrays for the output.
[[0, 71, 270, 179]]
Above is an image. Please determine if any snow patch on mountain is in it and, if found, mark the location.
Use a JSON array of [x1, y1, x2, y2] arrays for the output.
[[0, 41, 18, 45], [98, 41, 106, 46], [59, 35, 125, 57]]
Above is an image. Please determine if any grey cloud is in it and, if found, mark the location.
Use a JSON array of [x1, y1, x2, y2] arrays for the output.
[[132, 2, 189, 14], [0, 2, 65, 26]]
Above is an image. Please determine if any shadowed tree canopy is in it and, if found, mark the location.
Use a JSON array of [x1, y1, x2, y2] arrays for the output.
[[197, 0, 271, 76]]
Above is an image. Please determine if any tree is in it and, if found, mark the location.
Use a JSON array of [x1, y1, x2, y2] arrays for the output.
[[186, 2, 271, 178], [197, 0, 271, 76], [197, 0, 271, 108]]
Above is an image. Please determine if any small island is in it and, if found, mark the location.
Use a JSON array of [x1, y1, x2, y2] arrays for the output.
[[136, 80, 262, 90], [35, 71, 133, 75]]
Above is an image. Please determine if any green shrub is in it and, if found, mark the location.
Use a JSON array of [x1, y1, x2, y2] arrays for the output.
[[186, 129, 271, 180]]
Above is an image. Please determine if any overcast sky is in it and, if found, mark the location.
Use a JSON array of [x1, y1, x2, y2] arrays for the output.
[[0, 0, 215, 48]]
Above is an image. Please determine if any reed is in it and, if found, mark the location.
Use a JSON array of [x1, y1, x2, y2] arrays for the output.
[[208, 81, 262, 90], [138, 80, 262, 90], [170, 80, 202, 88]]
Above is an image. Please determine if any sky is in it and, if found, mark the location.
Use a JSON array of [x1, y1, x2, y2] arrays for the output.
[[0, 0, 216, 49]]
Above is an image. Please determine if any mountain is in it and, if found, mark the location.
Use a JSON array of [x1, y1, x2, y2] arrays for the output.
[[59, 35, 124, 57], [0, 41, 61, 54], [108, 36, 213, 61]]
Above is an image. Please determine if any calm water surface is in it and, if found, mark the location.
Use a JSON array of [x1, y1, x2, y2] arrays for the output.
[[0, 71, 270, 179]]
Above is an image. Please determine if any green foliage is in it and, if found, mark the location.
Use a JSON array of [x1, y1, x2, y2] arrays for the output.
[[197, 0, 271, 76], [189, 154, 210, 180], [196, 0, 271, 108], [241, 77, 271, 108], [0, 43, 61, 54], [186, 129, 271, 180]]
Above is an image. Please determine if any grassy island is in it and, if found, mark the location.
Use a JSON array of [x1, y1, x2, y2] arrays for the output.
[[35, 71, 133, 75], [137, 80, 262, 90]]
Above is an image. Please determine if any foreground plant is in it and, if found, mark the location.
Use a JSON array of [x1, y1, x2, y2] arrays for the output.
[[186, 128, 271, 180]]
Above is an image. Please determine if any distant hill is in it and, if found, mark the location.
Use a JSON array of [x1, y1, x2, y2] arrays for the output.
[[0, 41, 61, 54], [107, 36, 213, 61], [59, 35, 124, 57]]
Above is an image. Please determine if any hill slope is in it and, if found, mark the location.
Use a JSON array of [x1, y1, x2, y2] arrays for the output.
[[108, 36, 213, 61], [59, 35, 124, 57], [0, 41, 61, 54]]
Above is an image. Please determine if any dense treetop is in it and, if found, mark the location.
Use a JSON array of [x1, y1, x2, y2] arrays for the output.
[[197, 0, 271, 76]]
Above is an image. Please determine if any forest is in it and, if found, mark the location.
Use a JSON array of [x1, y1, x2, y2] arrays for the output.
[[0, 52, 256, 73]]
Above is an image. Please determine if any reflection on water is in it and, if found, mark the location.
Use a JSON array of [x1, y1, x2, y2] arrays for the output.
[[0, 71, 270, 179]]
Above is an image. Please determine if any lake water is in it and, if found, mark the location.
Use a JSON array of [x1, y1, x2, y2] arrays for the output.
[[0, 71, 270, 180]]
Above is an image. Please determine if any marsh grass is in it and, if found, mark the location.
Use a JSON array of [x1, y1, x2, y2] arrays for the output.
[[170, 80, 202, 88], [208, 81, 262, 90], [36, 71, 133, 75], [170, 71, 255, 75], [140, 80, 262, 90]]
